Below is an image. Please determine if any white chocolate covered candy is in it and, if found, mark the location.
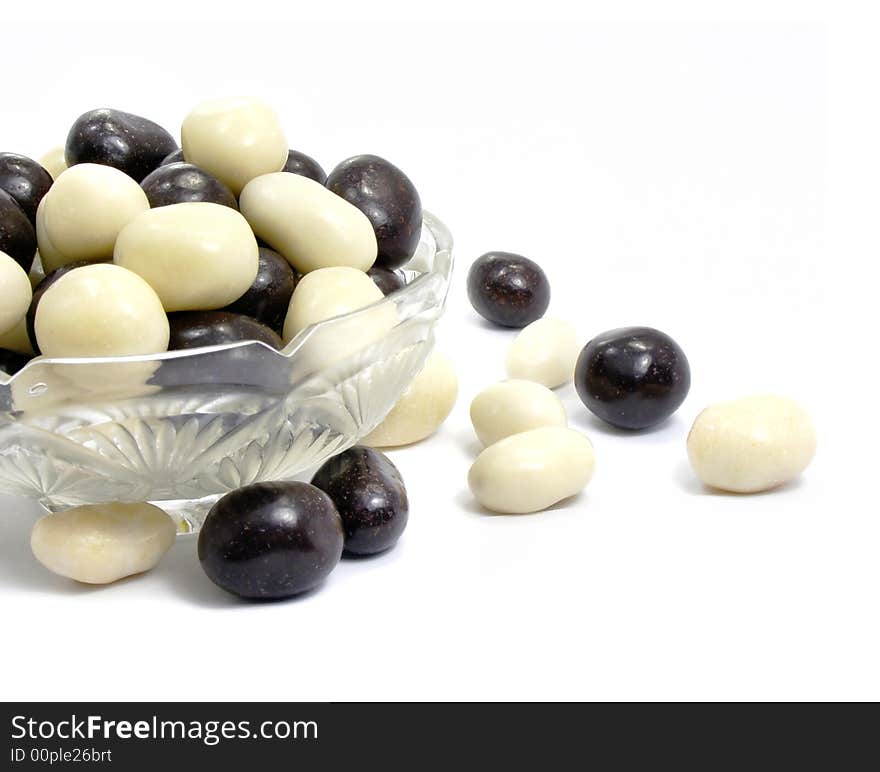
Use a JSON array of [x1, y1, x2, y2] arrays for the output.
[[181, 97, 288, 195], [364, 351, 458, 447], [470, 379, 567, 447], [468, 426, 595, 514], [37, 146, 67, 180], [283, 266, 384, 342], [114, 202, 259, 312], [686, 394, 817, 493], [0, 251, 32, 337], [30, 502, 177, 584], [505, 317, 580, 388], [35, 263, 169, 357], [35, 163, 149, 272], [240, 172, 377, 273], [0, 317, 34, 355]]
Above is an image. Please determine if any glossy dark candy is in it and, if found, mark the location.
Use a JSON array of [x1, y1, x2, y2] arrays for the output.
[[0, 153, 53, 224], [311, 446, 409, 556], [367, 265, 405, 296], [140, 162, 238, 209], [26, 260, 95, 352], [198, 481, 344, 599], [0, 348, 30, 376], [167, 311, 282, 351], [160, 148, 185, 166], [65, 108, 178, 182], [0, 189, 37, 272], [283, 150, 327, 184], [574, 326, 691, 430], [466, 251, 550, 328], [326, 154, 421, 270], [223, 247, 299, 330]]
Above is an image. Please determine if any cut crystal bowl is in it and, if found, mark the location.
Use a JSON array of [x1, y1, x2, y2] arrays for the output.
[[0, 212, 452, 532]]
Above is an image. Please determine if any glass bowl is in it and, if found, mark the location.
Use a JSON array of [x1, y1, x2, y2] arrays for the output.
[[0, 212, 453, 531]]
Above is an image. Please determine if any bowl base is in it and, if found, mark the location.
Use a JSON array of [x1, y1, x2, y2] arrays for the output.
[[40, 493, 222, 535]]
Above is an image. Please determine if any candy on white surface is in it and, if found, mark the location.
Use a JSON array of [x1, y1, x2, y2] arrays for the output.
[[37, 146, 67, 180], [468, 426, 595, 514], [364, 351, 458, 447], [114, 202, 259, 312], [240, 172, 377, 274], [0, 251, 32, 337], [34, 263, 169, 357], [687, 394, 817, 493], [36, 163, 149, 272], [470, 379, 567, 447], [30, 502, 177, 584], [181, 97, 287, 195], [505, 317, 580, 388]]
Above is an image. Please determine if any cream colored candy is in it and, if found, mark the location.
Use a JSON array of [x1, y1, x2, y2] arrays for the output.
[[687, 394, 817, 493], [470, 379, 567, 447], [0, 317, 34, 355], [364, 351, 458, 447], [30, 502, 176, 584], [35, 263, 169, 357], [0, 251, 32, 337], [114, 202, 259, 312], [36, 163, 149, 272], [240, 172, 377, 273], [38, 145, 67, 180], [468, 426, 595, 514], [283, 266, 384, 342], [505, 317, 580, 388], [181, 96, 288, 195], [29, 253, 46, 289]]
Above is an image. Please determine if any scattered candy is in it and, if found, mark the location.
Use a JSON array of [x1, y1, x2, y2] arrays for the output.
[[470, 379, 567, 447], [687, 395, 817, 493], [181, 96, 287, 195], [505, 317, 579, 389], [198, 481, 344, 600], [326, 154, 422, 270], [312, 446, 409, 556], [140, 162, 238, 209], [114, 202, 258, 312], [468, 426, 595, 514], [30, 502, 176, 584], [36, 163, 149, 272], [467, 251, 550, 328], [34, 263, 169, 357], [0, 250, 31, 338], [0, 96, 818, 606], [240, 172, 377, 274], [574, 326, 690, 430], [364, 351, 458, 447]]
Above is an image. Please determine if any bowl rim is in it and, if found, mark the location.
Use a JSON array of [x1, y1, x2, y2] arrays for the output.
[[0, 211, 453, 387]]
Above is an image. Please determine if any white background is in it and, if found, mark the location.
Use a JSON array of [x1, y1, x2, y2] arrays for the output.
[[1, 3, 877, 701]]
